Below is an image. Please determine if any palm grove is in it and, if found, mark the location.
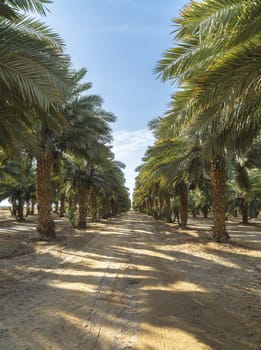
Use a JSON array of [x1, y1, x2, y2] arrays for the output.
[[0, 0, 130, 239], [133, 0, 261, 242]]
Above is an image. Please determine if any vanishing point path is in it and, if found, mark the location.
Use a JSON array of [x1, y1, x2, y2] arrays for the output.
[[0, 211, 260, 349]]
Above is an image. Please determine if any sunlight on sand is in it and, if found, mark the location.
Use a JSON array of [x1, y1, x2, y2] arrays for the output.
[[141, 281, 206, 293], [125, 247, 174, 261], [171, 247, 241, 269], [138, 323, 211, 350], [171, 281, 207, 292], [54, 310, 89, 328], [48, 280, 96, 292]]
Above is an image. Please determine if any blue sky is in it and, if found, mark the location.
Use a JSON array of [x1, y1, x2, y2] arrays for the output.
[[44, 0, 189, 196]]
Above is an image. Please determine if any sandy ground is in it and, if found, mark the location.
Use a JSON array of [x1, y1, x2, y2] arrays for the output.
[[0, 211, 260, 350]]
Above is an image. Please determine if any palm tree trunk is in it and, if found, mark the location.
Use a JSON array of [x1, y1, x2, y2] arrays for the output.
[[111, 198, 117, 216], [102, 198, 110, 219], [95, 196, 102, 222], [77, 187, 87, 228], [90, 191, 97, 222], [146, 197, 153, 216], [210, 156, 229, 242], [36, 151, 55, 239], [179, 182, 188, 229], [17, 191, 24, 221], [159, 195, 164, 220], [203, 205, 208, 218], [68, 196, 76, 227], [26, 200, 30, 217], [30, 200, 36, 215], [54, 201, 59, 213], [59, 193, 66, 217], [241, 200, 249, 224], [165, 193, 172, 223], [154, 197, 160, 219], [11, 200, 17, 218]]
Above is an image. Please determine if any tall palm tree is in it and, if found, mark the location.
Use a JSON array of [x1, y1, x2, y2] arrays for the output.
[[0, 0, 70, 111], [154, 0, 260, 241], [0, 0, 72, 237], [0, 0, 72, 193], [135, 134, 210, 229], [35, 68, 116, 238]]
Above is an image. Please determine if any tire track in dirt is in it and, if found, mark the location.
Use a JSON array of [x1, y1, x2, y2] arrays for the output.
[[0, 216, 142, 350], [128, 213, 261, 350]]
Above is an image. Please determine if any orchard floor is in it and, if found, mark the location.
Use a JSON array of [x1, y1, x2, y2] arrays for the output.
[[0, 210, 260, 350]]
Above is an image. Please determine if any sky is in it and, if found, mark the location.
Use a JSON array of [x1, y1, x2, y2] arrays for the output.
[[43, 0, 189, 197]]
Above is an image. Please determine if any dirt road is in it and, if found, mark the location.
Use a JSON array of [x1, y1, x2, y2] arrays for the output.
[[0, 211, 260, 349]]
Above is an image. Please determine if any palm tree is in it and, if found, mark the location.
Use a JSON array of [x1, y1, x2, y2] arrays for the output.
[[155, 0, 260, 241], [35, 68, 116, 238], [35, 142, 56, 237], [134, 134, 211, 229], [227, 141, 261, 223], [0, 0, 72, 237], [0, 0, 51, 19], [64, 154, 125, 228], [189, 184, 211, 219], [94, 160, 130, 220], [0, 0, 70, 111], [66, 158, 94, 229], [0, 2, 71, 153], [0, 153, 35, 220]]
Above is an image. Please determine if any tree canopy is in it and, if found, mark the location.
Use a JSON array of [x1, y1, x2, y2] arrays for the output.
[[134, 0, 261, 242]]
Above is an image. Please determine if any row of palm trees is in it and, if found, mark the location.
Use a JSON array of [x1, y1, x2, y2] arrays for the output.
[[0, 0, 130, 239], [133, 0, 261, 242]]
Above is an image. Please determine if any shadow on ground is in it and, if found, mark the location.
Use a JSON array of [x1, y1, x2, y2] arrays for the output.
[[0, 211, 260, 349]]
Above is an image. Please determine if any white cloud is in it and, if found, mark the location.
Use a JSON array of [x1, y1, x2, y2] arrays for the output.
[[112, 129, 154, 198]]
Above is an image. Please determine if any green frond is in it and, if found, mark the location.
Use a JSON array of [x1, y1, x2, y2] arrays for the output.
[[12, 15, 65, 48], [0, 2, 18, 19], [0, 17, 71, 110], [6, 0, 51, 16]]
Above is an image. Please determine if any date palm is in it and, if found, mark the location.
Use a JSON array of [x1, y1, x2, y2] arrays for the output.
[[0, 153, 35, 220], [65, 158, 95, 229], [63, 148, 112, 228], [228, 141, 261, 223], [94, 160, 130, 219], [155, 0, 260, 241], [0, 0, 51, 19], [0, 0, 70, 152], [0, 0, 69, 108], [35, 67, 116, 238], [134, 136, 209, 228]]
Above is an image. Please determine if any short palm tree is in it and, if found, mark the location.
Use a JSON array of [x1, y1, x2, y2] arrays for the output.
[[66, 158, 95, 229], [0, 154, 35, 220]]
